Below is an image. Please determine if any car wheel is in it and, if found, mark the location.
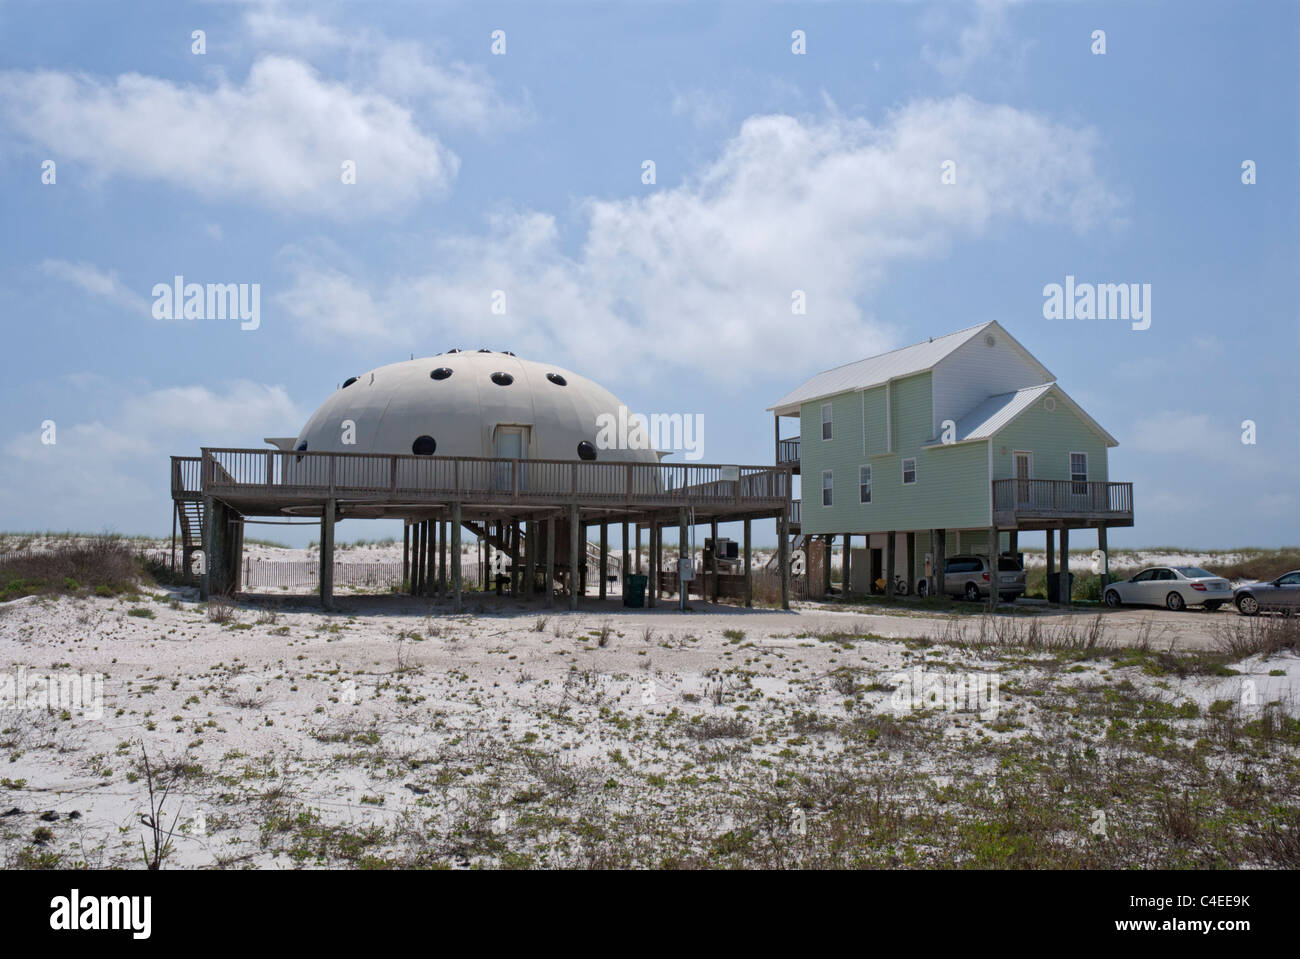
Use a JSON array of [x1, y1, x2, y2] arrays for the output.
[[964, 583, 981, 602], [1166, 591, 1186, 612], [1202, 601, 1222, 612], [1104, 589, 1122, 608], [1236, 594, 1259, 616]]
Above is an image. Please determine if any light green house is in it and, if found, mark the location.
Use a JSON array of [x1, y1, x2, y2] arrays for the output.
[[768, 321, 1133, 599]]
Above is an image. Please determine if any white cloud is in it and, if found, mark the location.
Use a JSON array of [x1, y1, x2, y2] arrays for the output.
[[243, 4, 528, 133], [921, 0, 1032, 81], [0, 381, 303, 533], [40, 259, 149, 315], [278, 96, 1120, 384], [0, 57, 458, 215]]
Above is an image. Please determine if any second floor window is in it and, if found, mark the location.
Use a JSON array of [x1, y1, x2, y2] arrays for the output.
[[1070, 452, 1088, 494], [821, 403, 832, 440], [902, 457, 917, 485], [822, 470, 833, 507], [859, 465, 871, 503]]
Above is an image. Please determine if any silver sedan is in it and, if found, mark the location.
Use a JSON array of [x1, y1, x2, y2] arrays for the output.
[[1234, 570, 1300, 615], [1103, 566, 1233, 612]]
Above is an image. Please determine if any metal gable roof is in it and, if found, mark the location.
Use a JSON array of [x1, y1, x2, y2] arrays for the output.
[[924, 382, 1119, 448], [767, 322, 995, 415]]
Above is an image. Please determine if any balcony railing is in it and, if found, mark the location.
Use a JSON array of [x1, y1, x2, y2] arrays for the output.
[[776, 436, 801, 465], [187, 448, 791, 511], [992, 479, 1133, 521], [789, 498, 801, 528]]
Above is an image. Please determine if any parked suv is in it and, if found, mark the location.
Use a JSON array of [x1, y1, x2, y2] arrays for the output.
[[943, 554, 1026, 602]]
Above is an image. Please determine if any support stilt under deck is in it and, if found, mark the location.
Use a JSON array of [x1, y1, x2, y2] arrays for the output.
[[320, 499, 335, 610]]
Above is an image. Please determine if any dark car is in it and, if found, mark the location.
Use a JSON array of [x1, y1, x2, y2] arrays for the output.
[[1234, 570, 1300, 616]]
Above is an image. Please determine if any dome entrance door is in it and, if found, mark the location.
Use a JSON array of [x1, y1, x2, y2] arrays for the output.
[[493, 426, 529, 491]]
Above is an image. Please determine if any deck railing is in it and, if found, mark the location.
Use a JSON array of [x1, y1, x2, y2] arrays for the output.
[[776, 436, 801, 465], [789, 498, 801, 527], [171, 456, 202, 496], [992, 479, 1133, 516], [193, 448, 790, 509]]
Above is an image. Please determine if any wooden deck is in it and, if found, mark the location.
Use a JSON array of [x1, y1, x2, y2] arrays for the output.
[[992, 478, 1134, 529], [174, 449, 791, 523], [171, 449, 795, 612]]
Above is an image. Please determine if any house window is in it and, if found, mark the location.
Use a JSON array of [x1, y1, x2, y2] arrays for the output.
[[1070, 452, 1088, 494], [859, 465, 871, 503], [902, 457, 916, 485], [821, 470, 833, 507], [821, 403, 832, 440]]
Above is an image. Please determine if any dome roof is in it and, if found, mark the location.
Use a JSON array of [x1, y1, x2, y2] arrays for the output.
[[286, 351, 658, 464]]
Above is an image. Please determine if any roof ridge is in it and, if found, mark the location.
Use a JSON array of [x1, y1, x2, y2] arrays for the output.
[[801, 320, 994, 379]]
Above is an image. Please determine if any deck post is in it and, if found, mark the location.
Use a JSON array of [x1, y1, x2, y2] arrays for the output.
[[320, 499, 335, 610], [823, 536, 833, 597], [647, 521, 657, 608], [1098, 526, 1109, 587], [599, 522, 608, 600], [886, 531, 896, 600], [402, 522, 410, 589], [1045, 529, 1055, 597], [620, 521, 629, 600], [906, 531, 916, 597], [569, 504, 581, 610], [425, 519, 435, 598], [451, 503, 463, 612], [987, 525, 997, 612], [419, 520, 429, 596], [843, 535, 852, 600], [743, 519, 753, 607], [525, 520, 536, 598], [655, 521, 664, 599], [635, 525, 642, 574], [934, 529, 947, 601], [484, 525, 493, 592], [1059, 527, 1071, 606], [679, 508, 689, 611], [1007, 530, 1018, 559], [710, 519, 719, 603], [438, 520, 447, 600], [410, 521, 421, 596], [545, 514, 556, 608], [777, 511, 790, 610]]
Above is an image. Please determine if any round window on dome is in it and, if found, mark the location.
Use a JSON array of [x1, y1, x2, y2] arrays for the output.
[[577, 441, 597, 461], [342, 376, 358, 388], [430, 367, 453, 381], [546, 372, 567, 386], [412, 435, 437, 455], [490, 372, 514, 386]]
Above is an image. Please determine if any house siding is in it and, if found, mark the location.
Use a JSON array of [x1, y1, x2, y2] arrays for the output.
[[800, 371, 992, 535], [990, 397, 1110, 483], [931, 334, 1052, 437]]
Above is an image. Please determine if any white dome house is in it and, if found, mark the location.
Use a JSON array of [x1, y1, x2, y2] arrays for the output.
[[268, 349, 660, 471]]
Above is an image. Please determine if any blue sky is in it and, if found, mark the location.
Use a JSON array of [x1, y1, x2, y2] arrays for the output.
[[0, 0, 1296, 549]]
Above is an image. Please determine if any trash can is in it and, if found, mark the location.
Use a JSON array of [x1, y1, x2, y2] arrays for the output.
[[624, 574, 648, 608], [1046, 572, 1074, 603]]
